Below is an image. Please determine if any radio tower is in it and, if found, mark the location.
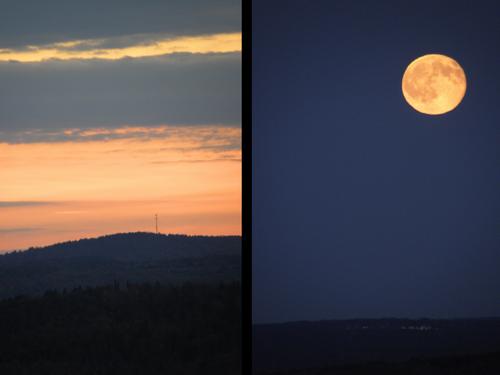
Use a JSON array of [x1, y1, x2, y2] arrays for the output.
[[155, 214, 158, 234]]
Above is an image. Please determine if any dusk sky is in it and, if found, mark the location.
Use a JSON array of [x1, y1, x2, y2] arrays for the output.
[[253, 0, 500, 323], [0, 0, 241, 252]]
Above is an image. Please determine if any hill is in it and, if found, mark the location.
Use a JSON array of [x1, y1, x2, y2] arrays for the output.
[[0, 232, 240, 299]]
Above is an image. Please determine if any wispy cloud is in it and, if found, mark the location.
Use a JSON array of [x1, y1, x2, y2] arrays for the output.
[[0, 201, 55, 208], [150, 158, 241, 165], [0, 33, 241, 62], [0, 227, 41, 233], [0, 125, 241, 148]]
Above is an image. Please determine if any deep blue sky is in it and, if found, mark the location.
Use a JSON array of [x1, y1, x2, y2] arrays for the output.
[[252, 0, 500, 323]]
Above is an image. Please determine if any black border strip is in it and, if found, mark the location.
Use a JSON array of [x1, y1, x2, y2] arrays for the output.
[[242, 0, 252, 373]]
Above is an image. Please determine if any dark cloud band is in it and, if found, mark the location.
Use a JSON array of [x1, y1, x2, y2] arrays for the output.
[[0, 0, 241, 49], [0, 52, 241, 139]]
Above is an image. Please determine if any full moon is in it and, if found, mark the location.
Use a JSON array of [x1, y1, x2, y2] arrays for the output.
[[402, 54, 466, 115]]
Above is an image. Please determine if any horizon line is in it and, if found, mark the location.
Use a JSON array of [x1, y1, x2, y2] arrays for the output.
[[0, 230, 242, 255]]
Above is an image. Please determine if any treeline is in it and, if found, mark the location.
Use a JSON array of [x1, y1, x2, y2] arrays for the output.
[[0, 281, 241, 375], [0, 233, 241, 299]]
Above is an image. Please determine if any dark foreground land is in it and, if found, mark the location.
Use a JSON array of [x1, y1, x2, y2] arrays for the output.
[[262, 351, 500, 375], [0, 282, 241, 375], [0, 233, 241, 374], [254, 319, 500, 374]]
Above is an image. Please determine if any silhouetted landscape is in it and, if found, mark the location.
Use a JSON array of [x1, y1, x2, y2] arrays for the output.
[[258, 351, 500, 375], [253, 319, 500, 374], [0, 233, 241, 374], [0, 281, 240, 374], [0, 232, 240, 298]]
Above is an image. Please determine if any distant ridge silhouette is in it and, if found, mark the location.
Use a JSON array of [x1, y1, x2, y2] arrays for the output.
[[0, 232, 241, 299], [253, 318, 500, 373]]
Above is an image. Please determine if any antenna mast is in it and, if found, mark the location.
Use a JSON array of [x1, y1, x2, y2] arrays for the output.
[[155, 214, 158, 234]]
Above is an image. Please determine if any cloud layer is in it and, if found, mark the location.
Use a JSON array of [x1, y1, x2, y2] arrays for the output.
[[0, 0, 241, 49], [0, 33, 241, 62], [0, 52, 241, 138]]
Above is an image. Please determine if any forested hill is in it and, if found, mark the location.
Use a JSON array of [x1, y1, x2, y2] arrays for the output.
[[4, 232, 241, 261], [0, 232, 241, 299]]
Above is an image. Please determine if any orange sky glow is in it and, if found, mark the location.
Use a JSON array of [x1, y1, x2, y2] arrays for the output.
[[0, 125, 241, 252]]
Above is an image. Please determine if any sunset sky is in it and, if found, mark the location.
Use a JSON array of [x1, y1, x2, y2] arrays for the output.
[[0, 0, 241, 252]]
